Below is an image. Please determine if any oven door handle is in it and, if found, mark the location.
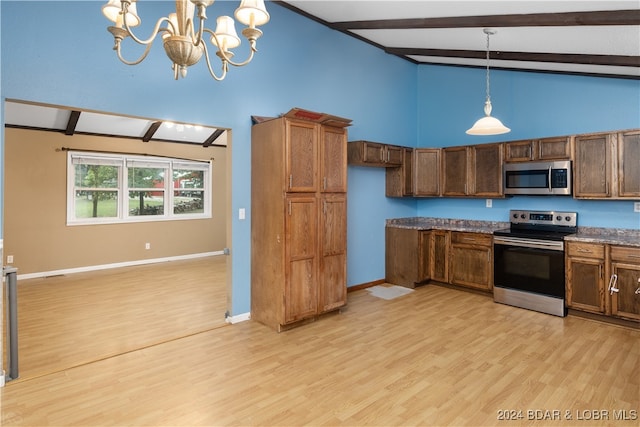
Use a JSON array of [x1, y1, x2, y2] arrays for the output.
[[494, 236, 564, 251]]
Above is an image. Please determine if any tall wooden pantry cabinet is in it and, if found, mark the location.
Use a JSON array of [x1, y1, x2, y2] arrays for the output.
[[251, 109, 351, 331]]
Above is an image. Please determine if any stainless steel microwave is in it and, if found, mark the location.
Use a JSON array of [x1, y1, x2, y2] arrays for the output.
[[504, 160, 572, 195]]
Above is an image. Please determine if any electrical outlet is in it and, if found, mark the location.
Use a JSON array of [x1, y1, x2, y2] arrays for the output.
[[239, 208, 246, 220], [145, 243, 151, 250], [486, 199, 492, 208], [634, 202, 640, 213], [6, 255, 14, 264]]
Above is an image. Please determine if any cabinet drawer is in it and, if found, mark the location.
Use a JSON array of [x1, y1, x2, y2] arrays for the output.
[[610, 246, 640, 264], [451, 232, 492, 246], [567, 242, 605, 259]]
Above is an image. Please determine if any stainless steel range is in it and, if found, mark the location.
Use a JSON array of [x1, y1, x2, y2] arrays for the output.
[[493, 209, 577, 317]]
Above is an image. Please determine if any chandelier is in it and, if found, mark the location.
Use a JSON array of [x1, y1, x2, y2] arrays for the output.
[[466, 28, 510, 135], [102, 0, 269, 81]]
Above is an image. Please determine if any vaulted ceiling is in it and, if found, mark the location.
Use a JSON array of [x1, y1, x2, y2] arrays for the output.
[[277, 1, 640, 78]]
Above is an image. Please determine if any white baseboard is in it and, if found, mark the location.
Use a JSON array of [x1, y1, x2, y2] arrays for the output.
[[225, 312, 251, 324], [17, 251, 224, 281]]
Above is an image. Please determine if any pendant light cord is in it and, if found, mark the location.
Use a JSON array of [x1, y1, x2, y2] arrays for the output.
[[485, 31, 491, 103]]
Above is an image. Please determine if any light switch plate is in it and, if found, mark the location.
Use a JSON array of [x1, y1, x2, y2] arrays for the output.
[[486, 199, 492, 208], [239, 208, 246, 220], [634, 202, 640, 213]]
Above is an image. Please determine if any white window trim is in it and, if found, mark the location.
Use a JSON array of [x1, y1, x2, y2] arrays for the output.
[[67, 151, 212, 226]]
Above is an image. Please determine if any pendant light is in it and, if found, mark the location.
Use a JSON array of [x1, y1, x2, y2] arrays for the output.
[[466, 28, 510, 135]]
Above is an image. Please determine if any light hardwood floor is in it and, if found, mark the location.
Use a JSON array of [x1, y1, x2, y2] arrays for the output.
[[1, 282, 638, 426], [5, 256, 228, 381]]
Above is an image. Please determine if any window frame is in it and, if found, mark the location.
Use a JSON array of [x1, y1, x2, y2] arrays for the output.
[[67, 151, 212, 226]]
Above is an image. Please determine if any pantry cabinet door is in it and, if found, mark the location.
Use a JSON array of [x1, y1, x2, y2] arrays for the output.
[[286, 120, 318, 192], [284, 196, 318, 323]]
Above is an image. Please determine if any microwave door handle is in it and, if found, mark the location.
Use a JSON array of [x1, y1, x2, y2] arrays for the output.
[[548, 166, 552, 193]]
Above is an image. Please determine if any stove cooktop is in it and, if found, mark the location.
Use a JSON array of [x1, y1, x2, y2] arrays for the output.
[[494, 209, 578, 241], [493, 227, 575, 241]]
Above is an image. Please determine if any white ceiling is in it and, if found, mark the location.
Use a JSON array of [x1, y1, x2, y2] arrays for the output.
[[4, 100, 227, 147], [279, 0, 640, 77]]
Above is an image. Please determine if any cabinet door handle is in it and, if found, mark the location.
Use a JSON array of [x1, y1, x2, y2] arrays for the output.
[[463, 237, 476, 242], [577, 248, 592, 253], [627, 254, 640, 259], [289, 174, 293, 189], [608, 274, 619, 295], [323, 176, 327, 190], [288, 200, 292, 216], [636, 278, 640, 295]]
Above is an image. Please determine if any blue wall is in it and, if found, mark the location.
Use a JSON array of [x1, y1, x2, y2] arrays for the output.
[[1, 2, 639, 315], [0, 1, 417, 314], [415, 65, 640, 229]]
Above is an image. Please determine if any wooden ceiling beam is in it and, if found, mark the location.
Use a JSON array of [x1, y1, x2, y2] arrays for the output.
[[332, 10, 640, 30], [203, 129, 225, 147], [65, 110, 81, 136], [143, 121, 162, 142], [386, 48, 640, 67]]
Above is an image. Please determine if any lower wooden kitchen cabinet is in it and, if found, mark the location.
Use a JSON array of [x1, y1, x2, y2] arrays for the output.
[[430, 230, 450, 283], [385, 227, 430, 288], [609, 245, 640, 321], [385, 228, 494, 292], [566, 242, 606, 314], [449, 232, 493, 291], [566, 241, 640, 322]]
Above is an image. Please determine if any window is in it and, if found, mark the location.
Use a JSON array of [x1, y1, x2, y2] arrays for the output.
[[67, 152, 211, 225]]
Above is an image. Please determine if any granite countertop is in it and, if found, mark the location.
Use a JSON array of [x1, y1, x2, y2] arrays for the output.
[[386, 217, 509, 234], [387, 217, 640, 247], [565, 227, 640, 248]]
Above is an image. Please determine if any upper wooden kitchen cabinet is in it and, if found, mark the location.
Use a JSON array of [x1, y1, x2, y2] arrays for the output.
[[413, 148, 441, 197], [505, 136, 572, 162], [469, 143, 503, 197], [441, 146, 468, 196], [385, 227, 430, 288], [348, 140, 403, 167], [441, 143, 503, 197], [617, 130, 640, 198], [251, 112, 351, 331], [386, 147, 414, 197], [573, 129, 639, 199]]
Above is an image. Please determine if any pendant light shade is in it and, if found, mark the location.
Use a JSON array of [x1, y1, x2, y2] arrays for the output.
[[467, 100, 511, 135], [466, 29, 510, 136]]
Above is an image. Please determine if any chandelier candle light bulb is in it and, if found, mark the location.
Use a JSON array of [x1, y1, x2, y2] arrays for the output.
[[102, 0, 269, 81]]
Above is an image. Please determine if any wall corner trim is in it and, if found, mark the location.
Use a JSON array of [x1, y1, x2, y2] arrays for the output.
[[225, 312, 251, 324]]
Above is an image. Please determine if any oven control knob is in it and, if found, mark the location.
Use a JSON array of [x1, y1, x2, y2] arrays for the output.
[[565, 216, 572, 222], [520, 214, 526, 219], [513, 214, 519, 219], [556, 215, 562, 221]]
